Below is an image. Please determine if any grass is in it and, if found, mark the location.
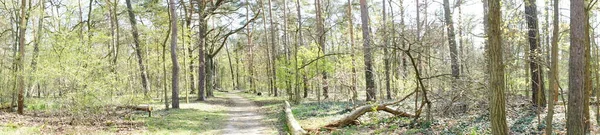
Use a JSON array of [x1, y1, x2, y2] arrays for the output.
[[135, 92, 230, 135], [138, 109, 227, 135]]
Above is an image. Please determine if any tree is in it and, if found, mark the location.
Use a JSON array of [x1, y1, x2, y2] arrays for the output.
[[267, 0, 278, 97], [486, 0, 509, 133], [169, 0, 180, 109], [359, 0, 376, 102], [567, 0, 586, 133], [382, 0, 391, 100], [16, 0, 29, 115], [315, 0, 328, 99], [347, 0, 358, 102], [524, 0, 546, 108], [293, 0, 305, 104], [443, 0, 459, 80], [545, 0, 559, 133], [126, 0, 151, 97], [246, 0, 256, 94]]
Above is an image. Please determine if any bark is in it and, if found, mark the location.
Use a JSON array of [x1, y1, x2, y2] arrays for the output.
[[169, 0, 180, 109], [524, 0, 546, 108], [126, 0, 151, 97], [315, 0, 328, 99], [486, 0, 509, 133], [382, 0, 391, 100], [16, 0, 28, 115], [443, 0, 459, 79], [567, 0, 586, 133], [583, 3, 591, 133], [283, 101, 308, 135], [545, 0, 559, 133], [359, 0, 376, 102], [246, 0, 255, 93], [197, 1, 207, 101], [347, 0, 358, 101], [267, 0, 278, 97]]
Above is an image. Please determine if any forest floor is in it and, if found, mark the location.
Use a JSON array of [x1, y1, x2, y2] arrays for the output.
[[3, 91, 600, 134], [238, 92, 600, 135], [0, 91, 280, 134]]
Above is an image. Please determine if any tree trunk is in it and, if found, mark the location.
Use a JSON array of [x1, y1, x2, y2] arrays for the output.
[[567, 0, 586, 133], [443, 0, 459, 80], [524, 0, 546, 108], [197, 2, 207, 101], [187, 0, 196, 95], [315, 0, 328, 99], [545, 0, 559, 133], [583, 3, 592, 133], [169, 0, 180, 109], [267, 0, 278, 97], [486, 0, 509, 133], [382, 0, 391, 100], [359, 0, 376, 102], [246, 0, 255, 93], [16, 0, 28, 115], [30, 0, 44, 98], [126, 0, 151, 97], [283, 101, 308, 135], [348, 0, 358, 101]]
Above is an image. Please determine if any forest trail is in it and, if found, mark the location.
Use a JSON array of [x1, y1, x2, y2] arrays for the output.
[[222, 91, 274, 135]]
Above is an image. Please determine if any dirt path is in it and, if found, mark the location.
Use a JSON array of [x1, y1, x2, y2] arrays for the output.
[[222, 91, 274, 135]]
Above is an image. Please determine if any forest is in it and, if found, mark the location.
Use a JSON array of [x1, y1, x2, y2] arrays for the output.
[[0, 0, 599, 134]]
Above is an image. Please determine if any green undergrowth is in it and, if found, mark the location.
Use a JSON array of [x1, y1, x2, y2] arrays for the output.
[[137, 109, 227, 135], [135, 92, 230, 135]]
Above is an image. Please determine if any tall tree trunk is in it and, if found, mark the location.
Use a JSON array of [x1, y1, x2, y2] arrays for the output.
[[186, 0, 196, 95], [246, 0, 255, 93], [348, 0, 358, 101], [583, 3, 592, 133], [315, 0, 328, 99], [567, 0, 586, 133], [30, 0, 44, 98], [126, 0, 151, 97], [382, 0, 391, 100], [169, 0, 180, 109], [524, 0, 546, 108], [197, 0, 207, 101], [267, 0, 278, 97], [16, 0, 28, 115], [359, 0, 376, 102], [545, 0, 559, 133], [443, 0, 459, 80], [486, 0, 509, 133], [294, 0, 305, 103], [226, 44, 236, 89]]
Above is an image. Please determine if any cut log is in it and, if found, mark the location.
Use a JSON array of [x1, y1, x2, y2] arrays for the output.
[[283, 101, 308, 135]]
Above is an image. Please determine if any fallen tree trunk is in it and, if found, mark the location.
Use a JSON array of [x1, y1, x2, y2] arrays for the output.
[[117, 105, 153, 117], [283, 101, 308, 135], [323, 91, 416, 128]]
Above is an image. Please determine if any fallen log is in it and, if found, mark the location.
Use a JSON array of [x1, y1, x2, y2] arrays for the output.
[[117, 105, 153, 117], [323, 91, 416, 128], [283, 101, 308, 135]]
